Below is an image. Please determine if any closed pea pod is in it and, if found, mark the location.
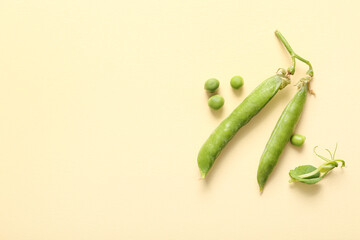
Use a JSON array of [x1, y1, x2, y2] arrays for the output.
[[256, 31, 315, 192], [257, 78, 310, 192], [198, 69, 290, 178]]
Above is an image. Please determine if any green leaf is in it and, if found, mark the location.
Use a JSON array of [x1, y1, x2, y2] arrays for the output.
[[289, 165, 323, 185], [292, 175, 322, 184], [289, 145, 346, 185], [290, 165, 320, 178]]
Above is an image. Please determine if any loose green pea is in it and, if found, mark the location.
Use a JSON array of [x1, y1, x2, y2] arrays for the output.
[[208, 95, 224, 110], [204, 78, 220, 92], [290, 134, 306, 147], [230, 76, 244, 89]]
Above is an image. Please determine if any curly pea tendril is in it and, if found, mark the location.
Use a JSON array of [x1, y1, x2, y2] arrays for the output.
[[289, 144, 346, 184], [275, 30, 315, 94]]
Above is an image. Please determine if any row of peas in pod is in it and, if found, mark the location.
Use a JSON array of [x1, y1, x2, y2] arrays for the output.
[[204, 76, 244, 110]]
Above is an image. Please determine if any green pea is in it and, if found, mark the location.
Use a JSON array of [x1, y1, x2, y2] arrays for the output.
[[208, 95, 224, 110], [290, 134, 306, 146], [230, 76, 244, 89], [204, 78, 220, 92]]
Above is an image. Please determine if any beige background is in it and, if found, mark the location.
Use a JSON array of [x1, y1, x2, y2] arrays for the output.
[[1, 0, 360, 239]]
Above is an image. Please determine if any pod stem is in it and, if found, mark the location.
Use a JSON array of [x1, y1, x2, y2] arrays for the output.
[[275, 30, 314, 78]]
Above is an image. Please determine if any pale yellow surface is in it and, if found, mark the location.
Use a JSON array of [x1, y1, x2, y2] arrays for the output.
[[1, 0, 360, 239]]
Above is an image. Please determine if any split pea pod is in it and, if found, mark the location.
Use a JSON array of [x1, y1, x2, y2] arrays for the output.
[[257, 78, 310, 192], [198, 69, 290, 178]]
